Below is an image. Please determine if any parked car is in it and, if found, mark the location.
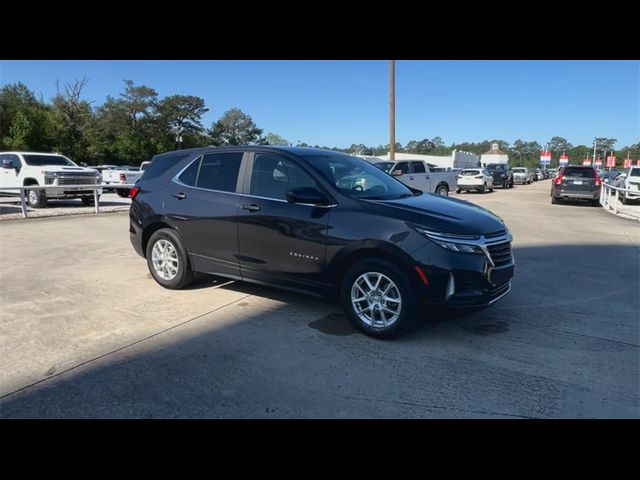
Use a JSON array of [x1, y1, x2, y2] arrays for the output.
[[102, 166, 145, 197], [0, 151, 102, 208], [600, 171, 621, 184], [613, 167, 640, 204], [130, 147, 514, 339], [512, 167, 534, 185], [455, 168, 494, 193], [366, 159, 457, 196], [486, 163, 514, 189], [550, 166, 601, 206], [87, 164, 119, 174], [534, 169, 544, 181]]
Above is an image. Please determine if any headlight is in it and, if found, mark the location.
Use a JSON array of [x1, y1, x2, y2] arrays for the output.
[[414, 227, 485, 255]]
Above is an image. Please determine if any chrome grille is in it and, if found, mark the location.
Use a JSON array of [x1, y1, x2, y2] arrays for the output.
[[58, 176, 96, 186], [487, 241, 512, 266]]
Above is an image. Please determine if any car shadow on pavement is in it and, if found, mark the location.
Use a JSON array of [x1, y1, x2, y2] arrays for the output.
[[0, 243, 638, 419]]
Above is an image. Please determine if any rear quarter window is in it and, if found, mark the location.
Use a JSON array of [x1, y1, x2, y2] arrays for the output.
[[141, 153, 191, 181]]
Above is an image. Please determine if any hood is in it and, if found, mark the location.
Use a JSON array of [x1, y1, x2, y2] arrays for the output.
[[359, 193, 507, 236]]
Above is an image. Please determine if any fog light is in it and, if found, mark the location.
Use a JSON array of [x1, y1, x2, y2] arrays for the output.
[[445, 273, 455, 300]]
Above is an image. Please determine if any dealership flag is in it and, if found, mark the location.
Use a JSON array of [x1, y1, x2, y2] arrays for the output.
[[583, 158, 591, 166], [606, 156, 616, 167], [540, 151, 551, 164], [624, 159, 632, 168], [559, 154, 569, 166], [594, 156, 602, 167], [637, 160, 640, 166]]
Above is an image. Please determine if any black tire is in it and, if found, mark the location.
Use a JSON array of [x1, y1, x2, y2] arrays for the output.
[[551, 196, 559, 204], [591, 199, 600, 207], [341, 259, 417, 339], [489, 184, 494, 192], [510, 180, 514, 188], [455, 188, 461, 194], [436, 184, 449, 196], [81, 196, 99, 206], [116, 188, 131, 198], [481, 183, 486, 194], [146, 228, 194, 290], [620, 193, 628, 205], [503, 180, 508, 189], [26, 186, 47, 208]]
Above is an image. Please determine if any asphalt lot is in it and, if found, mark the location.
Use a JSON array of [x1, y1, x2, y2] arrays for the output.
[[0, 180, 638, 418]]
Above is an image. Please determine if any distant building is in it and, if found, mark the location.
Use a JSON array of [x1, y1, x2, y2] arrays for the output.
[[373, 149, 479, 170], [481, 143, 509, 166]]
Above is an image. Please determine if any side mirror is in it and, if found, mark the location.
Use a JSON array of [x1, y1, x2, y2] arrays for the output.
[[286, 187, 331, 207], [2, 159, 15, 169], [392, 170, 403, 176]]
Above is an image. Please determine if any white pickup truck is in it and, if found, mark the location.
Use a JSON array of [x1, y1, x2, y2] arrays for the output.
[[364, 158, 458, 196], [102, 166, 144, 197], [0, 151, 102, 208]]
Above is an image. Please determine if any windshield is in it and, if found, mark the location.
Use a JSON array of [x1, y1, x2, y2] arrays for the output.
[[486, 164, 505, 171], [302, 153, 414, 200], [512, 168, 525, 173], [630, 168, 640, 177], [373, 161, 395, 173], [22, 154, 76, 167]]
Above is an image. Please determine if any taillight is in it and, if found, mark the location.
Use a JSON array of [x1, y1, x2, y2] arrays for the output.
[[130, 187, 140, 199], [594, 169, 602, 186], [475, 175, 483, 179], [119, 173, 126, 182], [554, 175, 564, 185]]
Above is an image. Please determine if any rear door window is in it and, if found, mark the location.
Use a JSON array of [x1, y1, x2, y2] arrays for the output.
[[196, 152, 243, 192], [410, 161, 426, 173]]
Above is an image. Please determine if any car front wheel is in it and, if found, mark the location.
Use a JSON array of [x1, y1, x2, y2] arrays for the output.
[[436, 185, 448, 196], [341, 259, 416, 339], [146, 228, 194, 289], [27, 187, 47, 208]]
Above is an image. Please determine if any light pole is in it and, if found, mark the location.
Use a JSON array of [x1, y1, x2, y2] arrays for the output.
[[171, 123, 184, 150], [592, 137, 597, 168], [389, 60, 395, 161]]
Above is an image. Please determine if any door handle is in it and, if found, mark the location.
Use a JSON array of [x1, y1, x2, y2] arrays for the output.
[[172, 192, 187, 200], [241, 204, 261, 212]]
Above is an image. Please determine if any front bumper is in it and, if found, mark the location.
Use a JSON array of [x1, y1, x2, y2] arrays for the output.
[[45, 187, 103, 198]]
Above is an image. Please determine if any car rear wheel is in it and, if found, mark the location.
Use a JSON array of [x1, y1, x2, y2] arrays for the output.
[[341, 259, 416, 339], [81, 196, 99, 206], [116, 188, 131, 198], [146, 229, 194, 289], [456, 187, 461, 194], [436, 184, 448, 196], [489, 184, 494, 192], [481, 183, 486, 193]]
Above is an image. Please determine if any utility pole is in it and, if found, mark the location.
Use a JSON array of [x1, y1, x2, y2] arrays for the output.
[[592, 137, 597, 168], [389, 60, 395, 161]]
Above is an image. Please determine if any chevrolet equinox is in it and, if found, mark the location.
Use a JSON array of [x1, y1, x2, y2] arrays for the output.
[[130, 147, 514, 338]]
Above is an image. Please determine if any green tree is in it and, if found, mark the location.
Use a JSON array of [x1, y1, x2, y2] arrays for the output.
[[48, 78, 94, 161], [3, 110, 31, 149], [209, 109, 264, 145], [265, 132, 290, 146], [156, 95, 209, 149]]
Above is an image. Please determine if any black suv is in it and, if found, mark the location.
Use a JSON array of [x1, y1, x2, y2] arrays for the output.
[[551, 165, 602, 206], [130, 147, 514, 338], [485, 163, 514, 189]]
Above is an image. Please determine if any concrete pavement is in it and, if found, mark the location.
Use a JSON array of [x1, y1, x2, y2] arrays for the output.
[[0, 180, 638, 418]]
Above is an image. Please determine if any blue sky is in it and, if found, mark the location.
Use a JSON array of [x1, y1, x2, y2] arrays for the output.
[[1, 60, 638, 148]]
